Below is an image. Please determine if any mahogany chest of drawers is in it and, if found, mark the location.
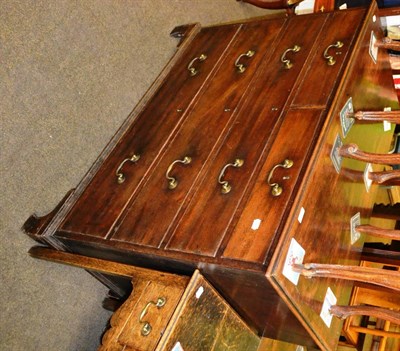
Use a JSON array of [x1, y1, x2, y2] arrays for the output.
[[24, 2, 399, 350]]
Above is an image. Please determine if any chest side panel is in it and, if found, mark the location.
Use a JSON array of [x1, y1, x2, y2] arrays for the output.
[[268, 5, 399, 351]]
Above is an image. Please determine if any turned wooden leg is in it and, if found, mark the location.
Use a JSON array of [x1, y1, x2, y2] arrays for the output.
[[330, 305, 400, 325], [356, 224, 400, 241], [339, 144, 400, 165], [292, 263, 400, 291], [348, 110, 400, 124], [367, 169, 400, 186], [377, 37, 400, 51], [341, 168, 400, 186]]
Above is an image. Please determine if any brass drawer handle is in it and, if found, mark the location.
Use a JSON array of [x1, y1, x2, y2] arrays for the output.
[[218, 158, 244, 194], [187, 54, 207, 76], [323, 41, 344, 66], [139, 297, 167, 336], [267, 159, 293, 197], [115, 154, 140, 184], [166, 156, 192, 189], [235, 50, 255, 73], [280, 45, 301, 69]]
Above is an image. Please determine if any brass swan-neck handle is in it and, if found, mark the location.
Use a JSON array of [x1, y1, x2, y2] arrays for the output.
[[165, 156, 192, 190], [218, 158, 244, 194], [267, 159, 294, 197], [323, 41, 344, 66], [116, 154, 140, 184]]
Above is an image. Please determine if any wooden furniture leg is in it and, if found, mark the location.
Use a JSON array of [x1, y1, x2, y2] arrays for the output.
[[339, 144, 400, 165], [349, 110, 400, 123], [292, 263, 400, 291], [331, 305, 400, 326], [356, 224, 400, 240]]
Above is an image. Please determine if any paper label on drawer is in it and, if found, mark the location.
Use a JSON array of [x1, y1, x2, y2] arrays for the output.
[[171, 342, 184, 351], [251, 218, 262, 230], [283, 238, 305, 286], [195, 286, 204, 299], [298, 207, 305, 223], [369, 31, 378, 64], [363, 163, 373, 193], [320, 287, 337, 328]]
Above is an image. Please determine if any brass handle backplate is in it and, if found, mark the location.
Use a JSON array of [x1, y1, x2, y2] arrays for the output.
[[235, 50, 255, 73], [267, 159, 293, 197], [187, 54, 207, 76], [281, 45, 301, 69], [165, 156, 192, 189], [218, 158, 244, 194], [139, 297, 166, 336], [116, 154, 140, 184], [323, 41, 344, 66]]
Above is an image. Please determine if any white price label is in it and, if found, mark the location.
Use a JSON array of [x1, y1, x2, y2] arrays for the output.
[[282, 238, 306, 286]]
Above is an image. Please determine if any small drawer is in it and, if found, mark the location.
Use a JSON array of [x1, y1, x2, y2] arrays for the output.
[[101, 275, 188, 351], [223, 108, 324, 264], [99, 270, 259, 351]]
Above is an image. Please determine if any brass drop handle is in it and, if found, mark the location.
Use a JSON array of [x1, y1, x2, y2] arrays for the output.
[[139, 297, 167, 336], [267, 159, 293, 197], [280, 45, 301, 69], [323, 41, 344, 66], [115, 154, 140, 184], [165, 156, 192, 189], [218, 158, 244, 194], [187, 54, 207, 76], [234, 50, 255, 73]]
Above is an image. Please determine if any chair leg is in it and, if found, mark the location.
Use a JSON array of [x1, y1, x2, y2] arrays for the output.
[[330, 305, 400, 326], [356, 224, 400, 240], [350, 110, 400, 124], [339, 143, 400, 165], [292, 263, 400, 291]]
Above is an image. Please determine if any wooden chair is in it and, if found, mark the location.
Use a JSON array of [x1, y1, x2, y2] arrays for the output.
[[292, 262, 400, 351], [339, 262, 400, 351]]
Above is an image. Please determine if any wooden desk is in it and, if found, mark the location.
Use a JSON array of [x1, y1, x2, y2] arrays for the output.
[[24, 3, 398, 350]]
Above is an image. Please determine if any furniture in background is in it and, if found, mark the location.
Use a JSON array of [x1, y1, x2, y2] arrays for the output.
[[28, 247, 261, 351]]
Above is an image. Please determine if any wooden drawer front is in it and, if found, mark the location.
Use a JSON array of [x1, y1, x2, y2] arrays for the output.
[[291, 8, 367, 108], [60, 25, 240, 239], [113, 279, 185, 351], [110, 18, 286, 247], [156, 271, 259, 351], [222, 109, 324, 263], [165, 14, 328, 256]]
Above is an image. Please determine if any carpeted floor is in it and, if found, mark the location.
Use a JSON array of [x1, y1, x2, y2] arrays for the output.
[[0, 1, 278, 350]]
